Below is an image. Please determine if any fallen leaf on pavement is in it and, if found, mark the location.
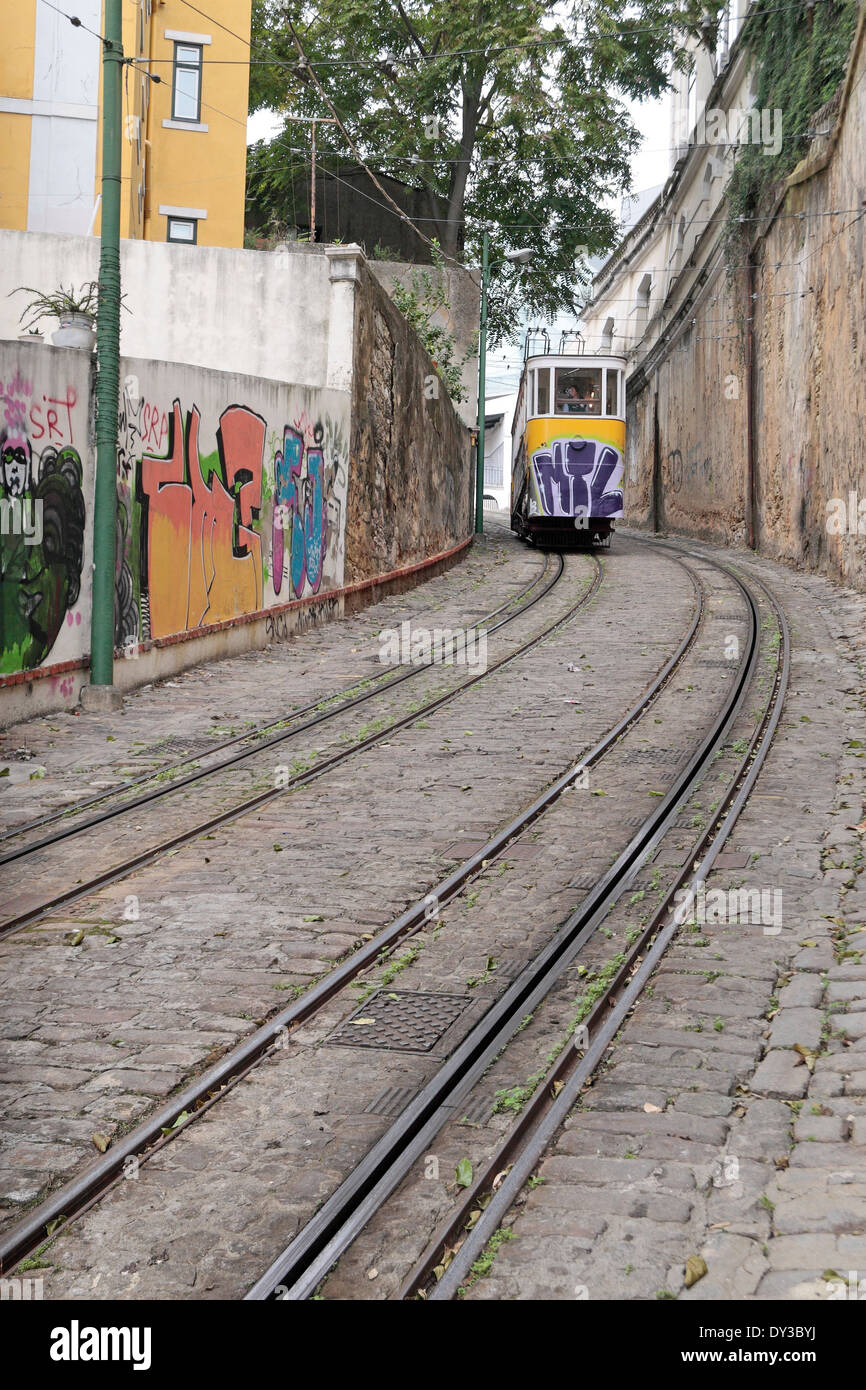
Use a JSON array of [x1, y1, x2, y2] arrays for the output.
[[684, 1255, 708, 1288], [455, 1158, 473, 1188]]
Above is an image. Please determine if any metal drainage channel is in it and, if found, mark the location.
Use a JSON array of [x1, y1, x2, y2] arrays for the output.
[[0, 552, 595, 940], [421, 556, 789, 1300], [0, 546, 704, 1275], [243, 553, 759, 1300], [0, 553, 557, 854]]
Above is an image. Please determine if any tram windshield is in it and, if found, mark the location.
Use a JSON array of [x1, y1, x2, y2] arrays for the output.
[[555, 367, 602, 416]]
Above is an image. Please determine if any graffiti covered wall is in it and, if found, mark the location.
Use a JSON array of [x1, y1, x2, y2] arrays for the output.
[[1, 242, 472, 722], [0, 343, 93, 685], [0, 343, 350, 694], [116, 357, 350, 652]]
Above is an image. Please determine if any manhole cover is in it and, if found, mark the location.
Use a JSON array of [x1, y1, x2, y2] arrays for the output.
[[714, 851, 751, 869], [440, 839, 489, 859], [501, 841, 541, 860], [326, 990, 472, 1053]]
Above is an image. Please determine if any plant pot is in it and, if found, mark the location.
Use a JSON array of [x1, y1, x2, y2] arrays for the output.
[[52, 312, 96, 351], [18, 332, 44, 344]]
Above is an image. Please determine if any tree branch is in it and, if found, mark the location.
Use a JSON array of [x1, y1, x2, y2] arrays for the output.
[[394, 0, 429, 57]]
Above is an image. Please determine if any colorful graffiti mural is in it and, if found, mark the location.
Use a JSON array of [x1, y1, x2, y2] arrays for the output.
[[0, 349, 351, 680], [273, 424, 325, 598], [129, 390, 349, 645], [1, 371, 86, 673], [530, 437, 624, 519], [140, 400, 266, 640]]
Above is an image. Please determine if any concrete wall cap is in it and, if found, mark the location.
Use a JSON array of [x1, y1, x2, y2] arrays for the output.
[[324, 244, 366, 281]]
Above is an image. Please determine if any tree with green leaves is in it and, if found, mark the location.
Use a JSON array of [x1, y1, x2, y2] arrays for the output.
[[247, 0, 719, 343]]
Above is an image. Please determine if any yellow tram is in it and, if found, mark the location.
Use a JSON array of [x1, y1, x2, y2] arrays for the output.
[[511, 333, 626, 546]]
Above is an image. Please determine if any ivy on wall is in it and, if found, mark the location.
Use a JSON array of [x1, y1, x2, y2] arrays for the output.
[[389, 245, 476, 405], [724, 0, 860, 254]]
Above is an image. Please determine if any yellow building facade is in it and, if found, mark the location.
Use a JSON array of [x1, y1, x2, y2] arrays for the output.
[[0, 0, 251, 249]]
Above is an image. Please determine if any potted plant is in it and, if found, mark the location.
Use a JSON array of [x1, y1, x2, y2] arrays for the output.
[[17, 326, 44, 345], [11, 281, 100, 351]]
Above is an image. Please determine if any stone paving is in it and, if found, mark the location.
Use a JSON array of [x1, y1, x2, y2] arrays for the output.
[[0, 523, 695, 1234], [2, 523, 863, 1303], [5, 532, 707, 1295], [460, 534, 866, 1302], [0, 528, 534, 824]]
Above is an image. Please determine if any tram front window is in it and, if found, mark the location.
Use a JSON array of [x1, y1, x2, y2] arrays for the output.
[[606, 369, 621, 416], [536, 369, 550, 415], [555, 367, 602, 416]]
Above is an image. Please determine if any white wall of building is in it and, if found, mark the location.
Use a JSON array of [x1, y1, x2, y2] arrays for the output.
[[482, 390, 517, 511], [25, 0, 101, 234], [0, 230, 334, 388], [581, 0, 756, 362]]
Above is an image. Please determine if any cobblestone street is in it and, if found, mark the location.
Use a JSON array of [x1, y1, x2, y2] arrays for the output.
[[3, 0, 866, 1362], [1, 519, 864, 1304]]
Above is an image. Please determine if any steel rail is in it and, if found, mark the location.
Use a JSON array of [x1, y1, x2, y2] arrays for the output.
[[425, 555, 789, 1299], [243, 552, 759, 1301], [0, 546, 704, 1276], [0, 553, 589, 939], [0, 555, 556, 858], [0, 553, 610, 1272]]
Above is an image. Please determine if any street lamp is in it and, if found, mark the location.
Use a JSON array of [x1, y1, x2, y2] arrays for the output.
[[475, 234, 534, 534]]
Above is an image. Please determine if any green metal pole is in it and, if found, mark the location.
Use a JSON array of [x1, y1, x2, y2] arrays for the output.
[[90, 0, 123, 689], [474, 229, 489, 535]]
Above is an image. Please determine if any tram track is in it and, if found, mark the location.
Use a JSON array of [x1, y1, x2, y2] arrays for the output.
[[0, 550, 593, 940], [0, 552, 556, 856], [414, 557, 790, 1301], [0, 542, 712, 1278], [243, 545, 786, 1301]]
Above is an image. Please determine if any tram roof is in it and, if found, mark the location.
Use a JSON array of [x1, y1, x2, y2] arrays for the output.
[[522, 352, 627, 370]]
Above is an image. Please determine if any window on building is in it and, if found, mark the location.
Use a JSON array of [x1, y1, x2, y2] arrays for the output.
[[686, 65, 697, 139], [172, 43, 203, 122], [555, 366, 602, 416], [167, 216, 197, 244], [635, 274, 652, 334], [601, 317, 615, 353]]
